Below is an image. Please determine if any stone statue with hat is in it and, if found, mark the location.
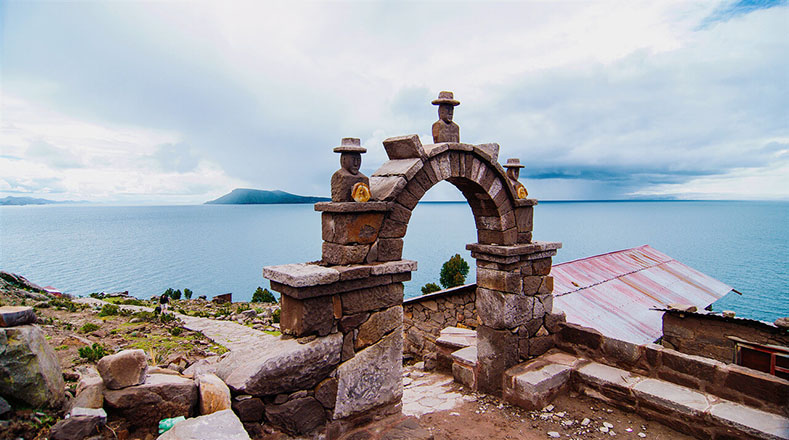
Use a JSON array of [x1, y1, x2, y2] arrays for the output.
[[331, 138, 371, 202], [432, 91, 460, 143], [504, 158, 528, 199]]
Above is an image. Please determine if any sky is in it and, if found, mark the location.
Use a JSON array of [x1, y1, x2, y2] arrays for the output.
[[0, 0, 787, 204]]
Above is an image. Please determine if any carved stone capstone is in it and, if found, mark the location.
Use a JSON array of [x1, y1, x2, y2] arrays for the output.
[[432, 91, 460, 143], [331, 138, 370, 202]]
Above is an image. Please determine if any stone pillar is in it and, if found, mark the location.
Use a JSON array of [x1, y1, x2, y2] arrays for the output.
[[467, 241, 562, 394], [263, 257, 416, 438]]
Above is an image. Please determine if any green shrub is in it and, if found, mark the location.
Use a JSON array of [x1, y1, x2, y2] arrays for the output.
[[159, 312, 176, 323], [79, 322, 100, 333], [168, 327, 183, 336], [272, 308, 281, 324], [131, 311, 157, 322], [50, 297, 79, 312], [439, 254, 470, 289], [183, 288, 193, 299], [89, 292, 105, 299], [34, 301, 51, 309], [170, 289, 182, 300], [78, 343, 107, 362], [421, 283, 441, 295], [252, 287, 276, 303], [98, 304, 119, 316]]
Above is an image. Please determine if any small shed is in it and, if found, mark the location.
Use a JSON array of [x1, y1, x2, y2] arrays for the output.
[[552, 245, 732, 345]]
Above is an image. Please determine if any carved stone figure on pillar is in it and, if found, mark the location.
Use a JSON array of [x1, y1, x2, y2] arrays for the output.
[[504, 158, 528, 199], [331, 138, 371, 202], [431, 91, 460, 143]]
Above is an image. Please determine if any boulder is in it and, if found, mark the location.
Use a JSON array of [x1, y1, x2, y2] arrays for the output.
[[50, 408, 106, 440], [182, 356, 221, 377], [232, 396, 264, 422], [197, 373, 231, 415], [333, 328, 403, 419], [0, 306, 36, 327], [157, 409, 250, 440], [775, 317, 789, 329], [0, 324, 64, 408], [216, 332, 342, 396], [97, 349, 148, 390], [103, 373, 197, 430], [265, 396, 326, 435], [71, 366, 104, 409]]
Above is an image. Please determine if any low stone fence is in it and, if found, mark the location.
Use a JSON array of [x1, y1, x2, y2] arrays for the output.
[[403, 284, 477, 362], [662, 309, 789, 363], [555, 322, 789, 417]]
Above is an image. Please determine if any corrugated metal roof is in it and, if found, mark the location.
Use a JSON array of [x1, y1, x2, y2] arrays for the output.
[[552, 245, 733, 345]]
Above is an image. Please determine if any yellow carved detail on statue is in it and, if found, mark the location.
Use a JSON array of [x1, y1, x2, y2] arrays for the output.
[[351, 182, 371, 202], [517, 185, 528, 199]]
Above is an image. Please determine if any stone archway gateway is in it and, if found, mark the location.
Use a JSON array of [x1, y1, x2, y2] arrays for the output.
[[262, 91, 561, 438]]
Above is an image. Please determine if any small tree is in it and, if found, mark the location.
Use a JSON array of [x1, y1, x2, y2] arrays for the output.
[[421, 283, 441, 295], [252, 287, 276, 303], [163, 288, 174, 299], [170, 289, 182, 300], [439, 254, 469, 289], [183, 288, 193, 299]]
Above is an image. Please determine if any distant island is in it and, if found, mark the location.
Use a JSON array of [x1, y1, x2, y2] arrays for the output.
[[205, 188, 330, 205], [0, 196, 77, 206]]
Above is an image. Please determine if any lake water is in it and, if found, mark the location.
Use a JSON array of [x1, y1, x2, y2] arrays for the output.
[[1, 201, 787, 322]]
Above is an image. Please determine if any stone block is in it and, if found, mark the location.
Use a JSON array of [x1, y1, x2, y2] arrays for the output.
[[708, 401, 789, 440], [389, 202, 412, 224], [315, 377, 338, 409], [396, 188, 420, 210], [321, 212, 383, 245], [517, 232, 532, 244], [158, 409, 250, 440], [379, 218, 408, 238], [474, 143, 500, 163], [721, 364, 789, 411], [478, 228, 518, 246], [103, 374, 198, 430], [232, 395, 265, 422], [452, 362, 477, 390], [376, 238, 404, 261], [355, 306, 403, 350], [559, 322, 603, 351], [576, 362, 642, 407], [340, 283, 404, 315], [369, 259, 417, 275], [373, 158, 423, 180], [197, 373, 232, 415], [271, 273, 394, 300], [216, 333, 342, 396], [72, 367, 104, 409], [266, 396, 326, 436], [423, 142, 450, 158], [476, 325, 518, 394], [339, 312, 369, 333], [514, 206, 534, 233], [538, 276, 554, 294], [0, 306, 36, 327], [660, 348, 723, 382], [342, 331, 354, 361], [522, 276, 541, 295], [533, 293, 553, 318], [529, 335, 554, 357], [632, 378, 710, 417], [334, 329, 403, 419], [544, 312, 566, 334], [502, 360, 572, 411], [0, 325, 65, 408], [97, 349, 148, 390], [476, 287, 534, 329], [476, 267, 522, 294], [263, 263, 340, 288], [370, 176, 407, 202], [314, 201, 392, 213], [383, 134, 425, 160], [602, 336, 642, 367], [50, 412, 105, 440], [322, 242, 370, 265], [280, 295, 334, 337], [532, 258, 552, 275]]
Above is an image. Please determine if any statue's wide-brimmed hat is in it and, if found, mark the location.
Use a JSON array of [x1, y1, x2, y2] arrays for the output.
[[333, 137, 367, 153], [504, 158, 525, 168], [432, 91, 460, 106]]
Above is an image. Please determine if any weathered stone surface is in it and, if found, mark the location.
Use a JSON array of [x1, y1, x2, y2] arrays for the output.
[[474, 143, 500, 163], [266, 396, 326, 435], [476, 267, 522, 294], [315, 377, 338, 409], [377, 238, 404, 261], [104, 374, 198, 429], [0, 306, 36, 327], [322, 212, 384, 245], [280, 295, 333, 337], [632, 378, 709, 416], [50, 412, 105, 440], [533, 293, 553, 318], [370, 176, 407, 202], [476, 325, 518, 394], [197, 373, 231, 415], [379, 218, 408, 238], [528, 335, 554, 357], [182, 356, 221, 378], [216, 332, 342, 396], [559, 322, 604, 351], [383, 134, 425, 160], [544, 312, 567, 334], [340, 283, 404, 315], [0, 396, 10, 417], [232, 395, 264, 422], [334, 328, 403, 419], [315, 201, 392, 213], [466, 241, 562, 257], [72, 366, 104, 409], [503, 360, 572, 411], [339, 312, 369, 333], [373, 158, 423, 180], [775, 317, 789, 329], [355, 306, 403, 350], [708, 401, 789, 440], [0, 324, 64, 408], [532, 257, 553, 275], [514, 206, 534, 233], [262, 263, 340, 288], [157, 409, 250, 440], [369, 259, 417, 276], [97, 349, 148, 390], [721, 364, 789, 410], [602, 336, 642, 366], [322, 242, 370, 265], [576, 362, 643, 395], [476, 287, 534, 329]]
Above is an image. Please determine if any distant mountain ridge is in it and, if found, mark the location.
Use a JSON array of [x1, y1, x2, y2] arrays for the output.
[[0, 196, 75, 206], [205, 188, 329, 205]]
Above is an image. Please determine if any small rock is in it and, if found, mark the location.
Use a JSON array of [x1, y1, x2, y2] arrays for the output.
[[157, 409, 249, 440], [775, 317, 789, 329], [610, 431, 616, 436], [581, 418, 591, 426], [556, 411, 566, 417], [603, 422, 614, 428], [542, 404, 554, 412], [547, 432, 560, 438], [50, 412, 106, 440], [638, 433, 647, 438], [97, 349, 147, 390], [626, 428, 633, 432], [600, 426, 609, 433], [197, 373, 232, 415], [414, 361, 425, 370]]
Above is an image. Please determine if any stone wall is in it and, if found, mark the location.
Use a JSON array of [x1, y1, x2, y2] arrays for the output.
[[556, 322, 789, 417], [662, 310, 789, 363], [402, 284, 477, 361]]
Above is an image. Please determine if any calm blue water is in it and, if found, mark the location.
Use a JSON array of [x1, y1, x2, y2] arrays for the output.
[[1, 201, 787, 322]]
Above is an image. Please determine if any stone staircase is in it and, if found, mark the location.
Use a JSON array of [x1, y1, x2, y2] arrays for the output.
[[433, 327, 788, 440]]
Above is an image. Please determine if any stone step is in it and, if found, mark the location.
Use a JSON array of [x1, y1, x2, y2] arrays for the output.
[[435, 326, 476, 372], [451, 346, 478, 390], [502, 351, 789, 440]]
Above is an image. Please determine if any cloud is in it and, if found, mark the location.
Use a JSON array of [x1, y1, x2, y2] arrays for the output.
[[26, 139, 84, 169]]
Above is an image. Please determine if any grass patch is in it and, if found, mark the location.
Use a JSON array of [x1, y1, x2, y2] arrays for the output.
[[79, 322, 100, 333], [98, 304, 119, 316], [104, 297, 148, 306], [78, 343, 107, 362], [263, 330, 281, 336]]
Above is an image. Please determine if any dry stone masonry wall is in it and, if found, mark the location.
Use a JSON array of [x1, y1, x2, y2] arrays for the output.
[[403, 284, 477, 361]]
